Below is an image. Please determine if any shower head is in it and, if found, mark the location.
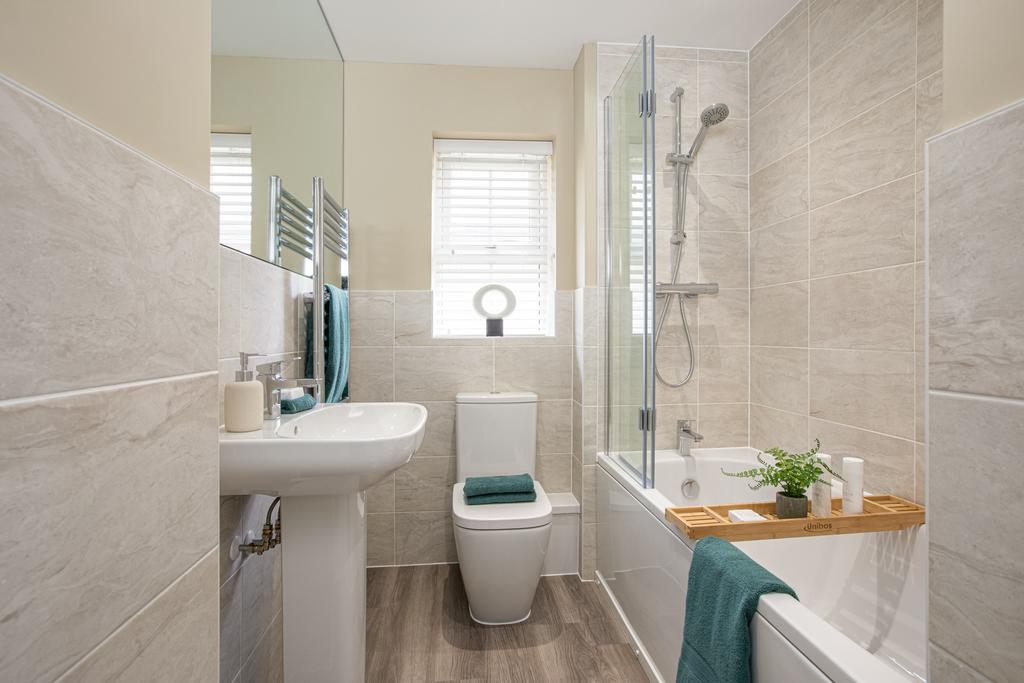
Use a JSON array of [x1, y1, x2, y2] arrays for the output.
[[669, 87, 686, 103], [700, 103, 730, 127], [686, 102, 731, 158]]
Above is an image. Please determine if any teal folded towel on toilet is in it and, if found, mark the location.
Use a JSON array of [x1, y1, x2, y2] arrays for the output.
[[463, 473, 535, 498], [465, 491, 537, 506], [677, 536, 797, 683], [281, 394, 316, 414]]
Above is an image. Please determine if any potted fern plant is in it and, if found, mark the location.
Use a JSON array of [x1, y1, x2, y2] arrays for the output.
[[722, 440, 841, 519]]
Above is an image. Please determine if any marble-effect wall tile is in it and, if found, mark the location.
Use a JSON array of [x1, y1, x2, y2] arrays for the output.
[[747, 0, 927, 512], [928, 100, 1024, 400], [57, 551, 219, 683], [809, 87, 915, 208], [808, 0, 915, 139], [750, 346, 808, 414], [0, 78, 218, 400], [750, 147, 809, 230], [809, 265, 915, 351], [750, 78, 809, 173], [809, 349, 914, 439], [929, 393, 1024, 681], [750, 214, 808, 287], [749, 8, 808, 115], [808, 176, 915, 277], [0, 374, 218, 681]]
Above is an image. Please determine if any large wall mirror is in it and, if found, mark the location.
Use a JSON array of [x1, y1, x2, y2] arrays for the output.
[[211, 0, 344, 286]]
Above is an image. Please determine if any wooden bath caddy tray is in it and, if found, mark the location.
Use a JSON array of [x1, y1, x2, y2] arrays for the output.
[[665, 495, 924, 542]]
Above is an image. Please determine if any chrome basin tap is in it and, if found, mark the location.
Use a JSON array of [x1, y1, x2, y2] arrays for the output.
[[677, 419, 703, 457], [256, 355, 317, 419]]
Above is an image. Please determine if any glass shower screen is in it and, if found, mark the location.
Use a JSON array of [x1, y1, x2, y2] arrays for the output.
[[604, 36, 656, 488]]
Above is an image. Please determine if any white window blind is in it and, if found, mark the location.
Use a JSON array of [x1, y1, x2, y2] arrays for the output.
[[432, 139, 556, 337], [210, 132, 253, 253], [631, 168, 647, 336]]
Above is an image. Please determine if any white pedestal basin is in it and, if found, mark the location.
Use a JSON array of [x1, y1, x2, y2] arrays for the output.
[[219, 402, 427, 682]]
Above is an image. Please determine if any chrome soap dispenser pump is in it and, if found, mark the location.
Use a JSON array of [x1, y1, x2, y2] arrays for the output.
[[224, 351, 264, 433]]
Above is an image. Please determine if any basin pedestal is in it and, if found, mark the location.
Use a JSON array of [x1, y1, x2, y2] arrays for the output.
[[219, 403, 428, 681], [282, 493, 367, 682]]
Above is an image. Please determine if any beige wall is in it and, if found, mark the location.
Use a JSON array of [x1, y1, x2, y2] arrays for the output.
[[747, 0, 940, 503], [0, 0, 211, 185], [944, 0, 1024, 128], [212, 56, 344, 270], [574, 45, 599, 289], [344, 61, 575, 290]]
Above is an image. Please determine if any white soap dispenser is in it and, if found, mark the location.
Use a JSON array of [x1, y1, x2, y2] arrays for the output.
[[225, 352, 264, 432]]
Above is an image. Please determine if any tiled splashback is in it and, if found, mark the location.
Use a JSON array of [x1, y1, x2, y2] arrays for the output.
[[217, 245, 310, 683], [352, 290, 577, 566], [927, 99, 1024, 683], [747, 0, 940, 502], [0, 77, 219, 681]]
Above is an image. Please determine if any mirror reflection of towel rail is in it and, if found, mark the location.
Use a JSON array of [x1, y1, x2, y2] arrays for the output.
[[655, 282, 719, 296]]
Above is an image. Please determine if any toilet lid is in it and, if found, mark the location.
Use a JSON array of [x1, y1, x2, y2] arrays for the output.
[[452, 481, 552, 530]]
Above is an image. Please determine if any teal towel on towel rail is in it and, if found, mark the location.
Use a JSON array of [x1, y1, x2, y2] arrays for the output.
[[325, 284, 349, 403], [465, 491, 537, 505], [281, 394, 316, 414], [677, 536, 797, 683], [463, 473, 535, 498], [305, 284, 349, 403]]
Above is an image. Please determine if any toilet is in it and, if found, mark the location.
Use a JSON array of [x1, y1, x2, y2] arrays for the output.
[[452, 391, 552, 625]]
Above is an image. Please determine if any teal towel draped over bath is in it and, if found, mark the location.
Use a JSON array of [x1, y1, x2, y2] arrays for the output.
[[465, 491, 537, 506], [463, 473, 535, 498], [305, 284, 349, 403], [677, 537, 797, 683], [281, 394, 316, 414]]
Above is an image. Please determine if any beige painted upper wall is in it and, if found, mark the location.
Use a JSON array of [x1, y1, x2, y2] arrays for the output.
[[344, 61, 575, 290], [0, 0, 211, 186], [573, 44, 598, 289], [944, 0, 1024, 128]]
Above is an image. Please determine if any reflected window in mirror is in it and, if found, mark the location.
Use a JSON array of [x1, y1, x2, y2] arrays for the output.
[[210, 132, 253, 254]]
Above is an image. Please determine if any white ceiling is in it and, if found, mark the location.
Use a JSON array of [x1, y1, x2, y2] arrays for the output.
[[212, 0, 342, 60], [320, 0, 801, 68]]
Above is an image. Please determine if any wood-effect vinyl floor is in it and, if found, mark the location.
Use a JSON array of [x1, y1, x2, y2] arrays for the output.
[[365, 564, 650, 682]]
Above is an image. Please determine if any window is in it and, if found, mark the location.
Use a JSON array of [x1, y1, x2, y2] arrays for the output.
[[210, 132, 253, 253], [432, 139, 556, 337]]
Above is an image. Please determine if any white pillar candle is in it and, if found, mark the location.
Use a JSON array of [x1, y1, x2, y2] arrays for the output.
[[811, 454, 833, 518], [842, 456, 864, 514]]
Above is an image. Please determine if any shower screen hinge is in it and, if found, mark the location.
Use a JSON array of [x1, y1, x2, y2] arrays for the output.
[[638, 89, 656, 118], [638, 407, 655, 432]]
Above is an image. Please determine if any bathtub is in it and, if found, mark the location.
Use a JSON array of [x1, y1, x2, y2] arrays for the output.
[[596, 448, 927, 683]]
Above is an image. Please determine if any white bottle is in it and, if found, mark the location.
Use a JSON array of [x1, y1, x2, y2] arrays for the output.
[[811, 454, 833, 518], [842, 456, 864, 514], [225, 352, 264, 432]]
